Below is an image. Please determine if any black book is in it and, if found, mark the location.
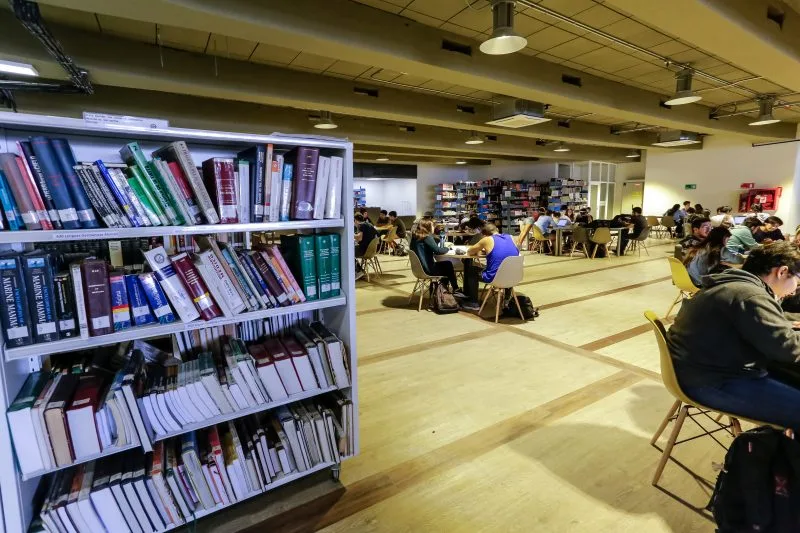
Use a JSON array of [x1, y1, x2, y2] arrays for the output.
[[23, 251, 59, 343], [0, 253, 32, 347], [53, 273, 78, 339]]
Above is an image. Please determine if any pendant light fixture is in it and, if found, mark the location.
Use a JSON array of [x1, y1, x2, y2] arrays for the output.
[[455, 160, 468, 165], [480, 0, 527, 55], [465, 132, 484, 145], [664, 68, 702, 106], [375, 156, 389, 161], [313, 110, 338, 129], [625, 149, 640, 158], [749, 97, 781, 126], [553, 142, 570, 152]]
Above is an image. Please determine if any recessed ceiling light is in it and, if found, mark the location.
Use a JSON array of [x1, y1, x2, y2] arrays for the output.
[[553, 142, 570, 152], [313, 110, 338, 129], [480, 1, 527, 55], [455, 160, 468, 165], [465, 132, 484, 145], [652, 130, 702, 147], [376, 156, 389, 161], [0, 60, 38, 77], [626, 149, 640, 158], [749, 97, 781, 126], [664, 68, 702, 106]]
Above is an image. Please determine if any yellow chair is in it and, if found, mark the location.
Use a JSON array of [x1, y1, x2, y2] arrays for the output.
[[530, 225, 551, 254], [356, 237, 381, 281], [644, 310, 776, 486], [569, 226, 590, 259], [589, 227, 611, 258], [379, 226, 398, 255], [665, 257, 699, 318]]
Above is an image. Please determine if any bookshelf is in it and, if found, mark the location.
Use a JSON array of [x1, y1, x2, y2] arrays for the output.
[[0, 112, 358, 533], [476, 179, 502, 226], [353, 187, 366, 208]]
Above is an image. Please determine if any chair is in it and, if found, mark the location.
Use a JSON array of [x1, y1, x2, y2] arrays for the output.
[[569, 226, 590, 259], [530, 225, 551, 254], [478, 255, 524, 323], [588, 227, 611, 259], [644, 310, 775, 486], [379, 227, 398, 255], [408, 250, 444, 311], [356, 237, 381, 281], [665, 257, 699, 318], [628, 227, 651, 256], [647, 216, 664, 238], [661, 216, 677, 238]]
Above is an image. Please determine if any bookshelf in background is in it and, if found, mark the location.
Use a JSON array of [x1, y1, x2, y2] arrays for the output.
[[353, 187, 366, 208], [547, 177, 589, 213], [476, 179, 502, 227], [433, 183, 458, 221], [0, 113, 358, 533], [455, 181, 477, 219]]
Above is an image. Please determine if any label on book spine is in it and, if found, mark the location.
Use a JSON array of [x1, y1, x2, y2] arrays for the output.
[[58, 208, 79, 222]]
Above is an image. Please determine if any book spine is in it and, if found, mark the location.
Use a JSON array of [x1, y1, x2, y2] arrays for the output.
[[0, 256, 31, 347], [50, 139, 99, 228], [263, 144, 273, 220], [262, 250, 300, 303], [18, 141, 61, 228], [269, 154, 283, 222], [30, 136, 77, 227], [125, 274, 156, 326], [142, 247, 200, 323], [0, 170, 21, 230], [203, 158, 238, 224], [69, 263, 89, 339], [238, 252, 273, 307], [236, 159, 250, 224], [312, 156, 330, 220], [53, 273, 77, 338], [199, 251, 244, 314], [289, 147, 319, 220], [170, 253, 222, 321], [73, 165, 117, 228], [121, 142, 179, 224], [109, 272, 132, 331], [14, 154, 52, 230], [137, 272, 176, 324], [155, 159, 193, 225], [250, 252, 288, 306], [0, 153, 42, 229], [325, 156, 343, 219], [167, 161, 203, 224], [269, 246, 306, 302], [315, 235, 331, 299], [127, 165, 166, 226], [81, 259, 113, 336], [143, 160, 183, 225], [328, 233, 341, 294], [93, 161, 143, 227], [251, 147, 265, 223], [23, 254, 59, 342], [279, 162, 293, 222], [220, 247, 260, 310], [108, 166, 151, 227], [167, 142, 220, 224], [85, 165, 131, 228]]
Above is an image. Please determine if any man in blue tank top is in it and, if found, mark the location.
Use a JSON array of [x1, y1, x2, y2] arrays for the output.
[[461, 223, 520, 311]]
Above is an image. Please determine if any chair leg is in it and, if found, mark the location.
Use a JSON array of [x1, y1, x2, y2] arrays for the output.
[[591, 244, 597, 259], [494, 288, 503, 323], [652, 405, 689, 486], [408, 280, 420, 304], [603, 244, 609, 258], [418, 280, 427, 312], [665, 291, 682, 318], [511, 287, 524, 319], [642, 242, 649, 256], [479, 286, 493, 315], [650, 399, 681, 445], [731, 417, 743, 436]]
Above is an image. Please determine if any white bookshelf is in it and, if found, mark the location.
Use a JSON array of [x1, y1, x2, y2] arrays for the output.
[[0, 113, 359, 533]]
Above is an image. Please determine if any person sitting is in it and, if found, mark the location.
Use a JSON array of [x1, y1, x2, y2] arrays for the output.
[[667, 242, 800, 429], [563, 207, 575, 222], [376, 209, 390, 227], [461, 216, 485, 245], [533, 210, 560, 251], [683, 226, 734, 286], [726, 216, 762, 256], [782, 229, 800, 315], [388, 210, 406, 240], [754, 215, 785, 244], [575, 207, 592, 225], [461, 223, 519, 311], [354, 213, 378, 280], [750, 203, 769, 222], [678, 216, 712, 256], [619, 207, 648, 254], [665, 204, 683, 237], [358, 207, 372, 225], [409, 220, 464, 297], [410, 210, 434, 236], [710, 206, 734, 228]]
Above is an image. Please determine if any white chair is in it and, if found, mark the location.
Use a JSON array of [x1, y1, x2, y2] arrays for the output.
[[479, 255, 525, 323], [408, 250, 444, 311], [356, 237, 381, 281]]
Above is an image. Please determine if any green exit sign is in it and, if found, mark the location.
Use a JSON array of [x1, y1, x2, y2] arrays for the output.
[[685, 184, 697, 190]]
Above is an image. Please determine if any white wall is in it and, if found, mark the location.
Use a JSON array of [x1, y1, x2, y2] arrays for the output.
[[643, 134, 800, 229], [353, 178, 416, 215], [467, 161, 562, 181], [614, 159, 646, 214]]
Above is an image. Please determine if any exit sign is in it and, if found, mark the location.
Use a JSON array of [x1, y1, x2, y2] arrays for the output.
[[684, 184, 697, 190], [740, 182, 755, 189]]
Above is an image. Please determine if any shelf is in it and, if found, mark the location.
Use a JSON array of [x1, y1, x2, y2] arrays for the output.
[[21, 442, 140, 481], [164, 460, 337, 531], [154, 385, 340, 442], [0, 219, 345, 244], [4, 296, 347, 361]]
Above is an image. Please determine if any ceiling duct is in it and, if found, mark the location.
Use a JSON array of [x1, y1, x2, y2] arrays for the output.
[[652, 130, 702, 147], [485, 99, 550, 128]]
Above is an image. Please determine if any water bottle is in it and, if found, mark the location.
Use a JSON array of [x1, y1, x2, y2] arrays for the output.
[[440, 231, 446, 246]]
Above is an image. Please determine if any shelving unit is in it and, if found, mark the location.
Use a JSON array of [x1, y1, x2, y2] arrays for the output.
[[353, 187, 366, 208], [477, 179, 502, 226], [500, 181, 550, 231], [433, 183, 458, 220], [456, 181, 478, 218], [0, 112, 358, 533]]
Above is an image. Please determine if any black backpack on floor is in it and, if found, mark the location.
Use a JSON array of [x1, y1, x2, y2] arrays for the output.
[[501, 293, 539, 320], [430, 282, 459, 314]]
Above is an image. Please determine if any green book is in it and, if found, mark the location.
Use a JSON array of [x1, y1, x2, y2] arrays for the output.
[[146, 161, 186, 225], [280, 235, 318, 301], [120, 142, 180, 225], [8, 371, 47, 412], [314, 234, 332, 299], [328, 232, 341, 296], [126, 166, 164, 226]]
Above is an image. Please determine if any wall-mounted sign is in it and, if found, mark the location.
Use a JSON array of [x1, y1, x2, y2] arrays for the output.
[[83, 112, 169, 129], [740, 182, 755, 189], [684, 184, 697, 190]]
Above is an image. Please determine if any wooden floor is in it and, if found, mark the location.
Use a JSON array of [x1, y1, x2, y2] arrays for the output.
[[213, 241, 726, 533]]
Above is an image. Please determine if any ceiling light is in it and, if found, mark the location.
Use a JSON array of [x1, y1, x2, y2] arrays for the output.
[[553, 142, 570, 152], [465, 132, 484, 145], [0, 60, 38, 77], [455, 160, 468, 165], [664, 68, 702, 106], [626, 149, 640, 158], [376, 156, 389, 161], [749, 97, 781, 126], [480, 1, 527, 55], [313, 110, 338, 129], [652, 130, 702, 147]]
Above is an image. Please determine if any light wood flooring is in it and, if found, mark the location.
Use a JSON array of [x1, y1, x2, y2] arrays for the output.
[[212, 242, 725, 533]]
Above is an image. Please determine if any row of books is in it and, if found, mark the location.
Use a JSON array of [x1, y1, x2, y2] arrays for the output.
[[31, 394, 353, 533], [7, 316, 351, 477], [0, 137, 343, 231], [0, 234, 341, 348]]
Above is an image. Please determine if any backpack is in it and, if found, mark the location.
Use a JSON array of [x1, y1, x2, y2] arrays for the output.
[[708, 426, 800, 532], [394, 238, 408, 256], [430, 282, 459, 314], [501, 293, 540, 320]]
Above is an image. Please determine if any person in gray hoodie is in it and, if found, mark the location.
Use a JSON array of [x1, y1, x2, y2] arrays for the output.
[[667, 241, 800, 428]]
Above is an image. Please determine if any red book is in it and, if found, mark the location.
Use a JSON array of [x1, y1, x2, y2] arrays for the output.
[[285, 147, 319, 220], [66, 374, 104, 458], [169, 252, 222, 320], [14, 154, 53, 230], [167, 161, 203, 224], [263, 338, 303, 395], [249, 251, 289, 306], [201, 158, 238, 224], [81, 259, 113, 336]]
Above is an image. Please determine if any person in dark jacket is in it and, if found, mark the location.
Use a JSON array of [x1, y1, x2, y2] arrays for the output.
[[410, 220, 463, 296], [667, 242, 800, 428]]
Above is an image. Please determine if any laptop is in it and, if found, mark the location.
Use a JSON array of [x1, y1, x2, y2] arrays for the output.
[[733, 216, 746, 225], [556, 218, 570, 227]]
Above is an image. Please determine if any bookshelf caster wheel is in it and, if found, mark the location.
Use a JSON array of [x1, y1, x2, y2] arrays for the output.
[[331, 466, 340, 481]]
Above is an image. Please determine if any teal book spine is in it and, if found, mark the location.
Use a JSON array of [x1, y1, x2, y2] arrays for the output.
[[314, 234, 332, 299], [279, 162, 293, 222], [328, 232, 341, 295], [0, 170, 21, 231]]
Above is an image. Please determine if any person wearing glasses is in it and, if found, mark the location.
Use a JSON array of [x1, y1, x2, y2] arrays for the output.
[[667, 242, 800, 428]]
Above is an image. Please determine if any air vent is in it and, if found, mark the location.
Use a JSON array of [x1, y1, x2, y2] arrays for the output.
[[442, 39, 472, 56], [652, 130, 702, 147], [354, 87, 379, 97], [561, 74, 582, 87], [485, 99, 551, 128], [557, 120, 571, 128], [486, 135, 497, 141], [767, 5, 785, 28], [457, 104, 476, 114]]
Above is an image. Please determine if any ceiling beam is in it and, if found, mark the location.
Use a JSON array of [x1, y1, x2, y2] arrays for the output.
[[33, 0, 796, 140]]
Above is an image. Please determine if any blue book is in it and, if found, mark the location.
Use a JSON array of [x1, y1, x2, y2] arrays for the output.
[[94, 161, 143, 228], [22, 252, 59, 343], [279, 162, 293, 222], [0, 254, 31, 347], [29, 137, 80, 229], [109, 271, 131, 331], [137, 272, 175, 324], [125, 274, 155, 326], [0, 170, 21, 231], [239, 252, 274, 307], [50, 139, 99, 229], [237, 145, 265, 223]]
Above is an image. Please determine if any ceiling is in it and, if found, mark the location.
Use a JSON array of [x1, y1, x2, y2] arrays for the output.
[[1, 0, 799, 164]]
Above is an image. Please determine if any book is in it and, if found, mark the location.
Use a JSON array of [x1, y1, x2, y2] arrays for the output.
[[165, 160, 203, 224], [328, 232, 341, 295], [193, 253, 235, 318], [137, 272, 176, 325], [250, 251, 290, 307], [81, 259, 113, 337], [143, 247, 200, 323], [170, 252, 222, 321], [121, 142, 181, 225], [202, 157, 239, 224], [237, 146, 265, 223], [314, 234, 333, 299], [52, 273, 78, 339], [217, 243, 262, 310], [12, 145, 53, 229], [295, 328, 330, 388], [313, 155, 331, 220], [0, 170, 21, 230], [0, 152, 43, 229], [44, 373, 80, 466], [90, 457, 132, 533], [146, 159, 187, 225], [280, 235, 319, 302], [269, 154, 283, 222], [126, 164, 166, 226], [285, 147, 320, 220], [310, 322, 350, 388], [194, 247, 246, 315], [279, 161, 293, 222], [109, 270, 132, 331], [66, 374, 104, 459], [152, 141, 220, 224], [7, 371, 48, 475], [81, 163, 134, 228], [268, 246, 306, 303], [262, 248, 303, 304], [324, 156, 344, 219], [69, 262, 90, 339], [0, 254, 32, 347], [263, 338, 303, 395], [125, 274, 156, 326], [236, 159, 250, 224], [73, 163, 122, 228], [263, 144, 274, 220], [50, 139, 100, 228], [18, 141, 61, 228], [281, 337, 320, 392], [22, 252, 59, 343], [180, 432, 216, 509], [93, 161, 145, 228]]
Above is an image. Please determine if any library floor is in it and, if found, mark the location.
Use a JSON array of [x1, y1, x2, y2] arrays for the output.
[[216, 242, 724, 533]]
